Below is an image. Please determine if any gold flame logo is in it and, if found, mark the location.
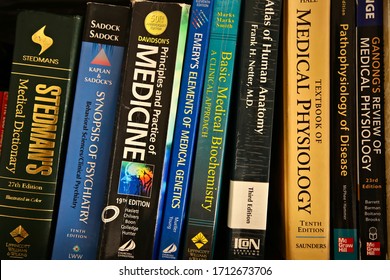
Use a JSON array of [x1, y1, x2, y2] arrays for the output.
[[31, 26, 53, 55], [191, 232, 208, 249]]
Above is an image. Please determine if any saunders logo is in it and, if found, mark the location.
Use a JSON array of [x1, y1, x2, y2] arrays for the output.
[[31, 26, 53, 55]]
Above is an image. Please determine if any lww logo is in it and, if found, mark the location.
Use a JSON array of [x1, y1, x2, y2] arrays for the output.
[[68, 253, 83, 259]]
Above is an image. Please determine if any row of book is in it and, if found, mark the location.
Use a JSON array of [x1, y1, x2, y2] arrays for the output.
[[284, 0, 389, 260], [0, 0, 389, 260]]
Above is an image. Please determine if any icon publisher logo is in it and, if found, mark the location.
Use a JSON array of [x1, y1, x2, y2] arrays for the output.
[[233, 238, 261, 256]]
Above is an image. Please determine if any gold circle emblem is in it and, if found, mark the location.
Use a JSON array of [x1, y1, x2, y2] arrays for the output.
[[144, 11, 168, 35]]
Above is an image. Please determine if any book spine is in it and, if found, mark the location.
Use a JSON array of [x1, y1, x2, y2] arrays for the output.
[[283, 0, 331, 259], [182, 0, 242, 260], [98, 0, 190, 260], [356, 0, 387, 259], [385, 0, 390, 259], [0, 91, 7, 155], [226, 0, 282, 260], [51, 3, 131, 260], [330, 0, 358, 260], [0, 91, 3, 114], [0, 11, 82, 259], [157, 0, 215, 260], [152, 2, 190, 260]]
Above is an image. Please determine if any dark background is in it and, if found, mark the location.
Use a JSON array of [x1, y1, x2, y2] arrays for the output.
[[0, 0, 192, 90]]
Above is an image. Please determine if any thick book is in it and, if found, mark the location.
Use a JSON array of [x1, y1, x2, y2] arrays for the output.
[[356, 0, 387, 260], [226, 0, 282, 260], [282, 1, 331, 259], [157, 0, 215, 260], [98, 0, 190, 260], [51, 2, 131, 260], [0, 10, 82, 259], [181, 0, 242, 260], [330, 0, 358, 260], [0, 91, 7, 155]]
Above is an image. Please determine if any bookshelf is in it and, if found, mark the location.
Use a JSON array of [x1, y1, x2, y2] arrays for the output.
[[0, 0, 388, 261]]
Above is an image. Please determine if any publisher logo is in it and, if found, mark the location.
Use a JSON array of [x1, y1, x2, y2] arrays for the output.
[[338, 238, 354, 253], [31, 26, 53, 55], [233, 238, 261, 257], [10, 225, 29, 243], [162, 243, 177, 254], [366, 242, 381, 256], [191, 232, 208, 249], [72, 245, 81, 253], [368, 227, 378, 240], [118, 239, 136, 252], [144, 11, 168, 35]]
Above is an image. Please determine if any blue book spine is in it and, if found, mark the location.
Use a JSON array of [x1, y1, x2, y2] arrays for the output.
[[182, 0, 242, 260], [152, 3, 191, 259], [51, 3, 131, 259], [158, 0, 215, 260]]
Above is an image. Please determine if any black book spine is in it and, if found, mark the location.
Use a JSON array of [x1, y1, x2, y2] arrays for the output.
[[356, 0, 387, 259], [98, 0, 189, 260], [330, 0, 358, 260], [0, 11, 82, 259], [226, 0, 282, 259]]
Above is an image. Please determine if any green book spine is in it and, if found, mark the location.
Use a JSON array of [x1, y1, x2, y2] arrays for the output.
[[182, 0, 242, 260], [0, 10, 82, 259]]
